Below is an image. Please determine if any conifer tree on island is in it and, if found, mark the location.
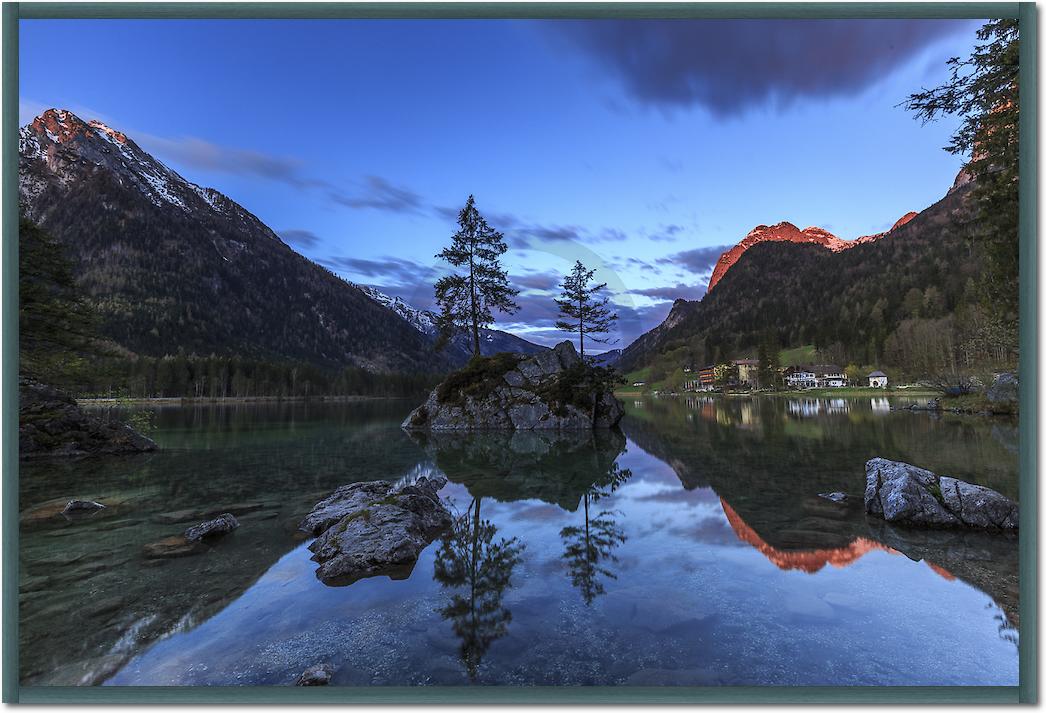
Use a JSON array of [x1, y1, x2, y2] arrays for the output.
[[433, 195, 519, 357], [555, 260, 618, 359]]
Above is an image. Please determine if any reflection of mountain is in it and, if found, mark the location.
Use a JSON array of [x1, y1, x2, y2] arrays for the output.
[[433, 497, 524, 681], [720, 499, 894, 574], [409, 430, 628, 512], [621, 398, 1020, 630]]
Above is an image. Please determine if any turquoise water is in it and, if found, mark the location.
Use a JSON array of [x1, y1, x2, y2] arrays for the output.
[[19, 396, 1019, 686]]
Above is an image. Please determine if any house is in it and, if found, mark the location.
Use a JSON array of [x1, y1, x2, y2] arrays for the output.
[[812, 365, 847, 388], [784, 366, 817, 389], [733, 359, 760, 388], [698, 365, 716, 390], [867, 370, 888, 388], [784, 365, 847, 389]]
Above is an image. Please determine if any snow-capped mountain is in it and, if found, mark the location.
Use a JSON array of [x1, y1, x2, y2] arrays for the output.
[[353, 284, 547, 358], [18, 108, 457, 373]]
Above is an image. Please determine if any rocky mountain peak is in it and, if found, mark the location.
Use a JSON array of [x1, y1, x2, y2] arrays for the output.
[[707, 212, 918, 292]]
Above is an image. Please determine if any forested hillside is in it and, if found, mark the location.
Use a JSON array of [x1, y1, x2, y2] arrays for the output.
[[619, 182, 1009, 380]]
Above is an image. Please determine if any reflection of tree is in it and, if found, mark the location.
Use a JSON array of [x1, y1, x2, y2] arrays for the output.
[[433, 497, 524, 681], [560, 462, 631, 604]]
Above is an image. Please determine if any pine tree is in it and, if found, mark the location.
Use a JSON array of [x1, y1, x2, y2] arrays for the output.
[[19, 218, 102, 389], [434, 195, 518, 356], [554, 260, 618, 359], [905, 19, 1019, 354]]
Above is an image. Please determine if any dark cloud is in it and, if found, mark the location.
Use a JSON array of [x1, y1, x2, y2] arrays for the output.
[[317, 255, 438, 286], [139, 133, 324, 188], [141, 132, 426, 216], [330, 175, 425, 214], [553, 19, 974, 116], [278, 229, 321, 249], [514, 270, 562, 292], [658, 244, 731, 274], [634, 282, 708, 302], [649, 224, 684, 243]]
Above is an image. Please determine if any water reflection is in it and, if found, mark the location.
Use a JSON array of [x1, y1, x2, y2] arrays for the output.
[[18, 397, 1020, 686], [433, 497, 524, 681], [560, 463, 632, 605]]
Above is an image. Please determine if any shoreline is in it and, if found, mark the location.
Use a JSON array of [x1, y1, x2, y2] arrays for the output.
[[76, 394, 412, 406]]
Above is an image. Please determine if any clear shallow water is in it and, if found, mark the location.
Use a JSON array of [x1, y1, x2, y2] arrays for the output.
[[19, 396, 1019, 686]]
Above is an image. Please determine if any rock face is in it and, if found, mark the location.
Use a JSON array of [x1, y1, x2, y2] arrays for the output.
[[183, 513, 239, 542], [401, 341, 624, 431], [295, 663, 334, 686], [864, 458, 1018, 530], [987, 372, 1019, 405], [19, 378, 158, 458], [706, 214, 915, 291], [299, 475, 451, 586]]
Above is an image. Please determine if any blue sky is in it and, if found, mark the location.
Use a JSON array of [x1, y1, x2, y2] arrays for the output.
[[20, 18, 983, 349]]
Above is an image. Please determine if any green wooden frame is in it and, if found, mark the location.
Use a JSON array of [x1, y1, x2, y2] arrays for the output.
[[1, 2, 1037, 704]]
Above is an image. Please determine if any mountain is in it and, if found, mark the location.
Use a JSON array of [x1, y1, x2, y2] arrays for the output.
[[18, 109, 457, 374], [352, 284, 548, 359], [619, 181, 978, 374], [707, 211, 918, 291]]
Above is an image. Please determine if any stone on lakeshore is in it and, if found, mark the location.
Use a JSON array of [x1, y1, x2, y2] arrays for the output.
[[295, 663, 334, 686], [299, 475, 451, 586], [986, 372, 1019, 405], [864, 457, 1017, 530], [402, 341, 624, 431], [183, 513, 239, 542], [19, 378, 157, 458]]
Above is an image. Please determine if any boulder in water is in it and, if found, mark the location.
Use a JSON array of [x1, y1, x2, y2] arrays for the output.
[[183, 513, 239, 542], [864, 458, 1017, 530], [300, 475, 451, 586]]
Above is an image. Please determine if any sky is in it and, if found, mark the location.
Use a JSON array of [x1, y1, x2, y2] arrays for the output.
[[19, 18, 984, 350]]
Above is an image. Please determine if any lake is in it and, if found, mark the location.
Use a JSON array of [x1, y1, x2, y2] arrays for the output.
[[19, 395, 1019, 686]]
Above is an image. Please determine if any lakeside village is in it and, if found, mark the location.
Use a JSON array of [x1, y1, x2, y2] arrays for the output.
[[642, 360, 892, 395]]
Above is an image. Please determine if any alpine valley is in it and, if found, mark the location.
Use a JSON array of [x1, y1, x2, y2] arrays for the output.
[[18, 109, 545, 383]]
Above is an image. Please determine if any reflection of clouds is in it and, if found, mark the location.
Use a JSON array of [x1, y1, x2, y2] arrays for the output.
[[633, 486, 721, 508], [665, 515, 749, 547], [510, 503, 571, 523]]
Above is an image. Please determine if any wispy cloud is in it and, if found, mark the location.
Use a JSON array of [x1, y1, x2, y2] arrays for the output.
[[633, 282, 708, 302], [329, 175, 425, 214], [278, 229, 322, 250], [658, 244, 731, 274]]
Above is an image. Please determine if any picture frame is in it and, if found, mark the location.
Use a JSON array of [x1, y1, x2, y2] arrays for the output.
[[2, 2, 1037, 703]]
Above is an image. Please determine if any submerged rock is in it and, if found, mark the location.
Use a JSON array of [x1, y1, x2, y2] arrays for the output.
[[402, 341, 624, 431], [864, 458, 1018, 530], [19, 378, 157, 458], [299, 475, 451, 586], [61, 499, 106, 516], [183, 513, 239, 542], [142, 535, 205, 559], [295, 663, 334, 686], [818, 492, 848, 503]]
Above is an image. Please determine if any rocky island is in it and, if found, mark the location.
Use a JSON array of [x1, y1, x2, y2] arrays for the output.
[[402, 341, 624, 431]]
